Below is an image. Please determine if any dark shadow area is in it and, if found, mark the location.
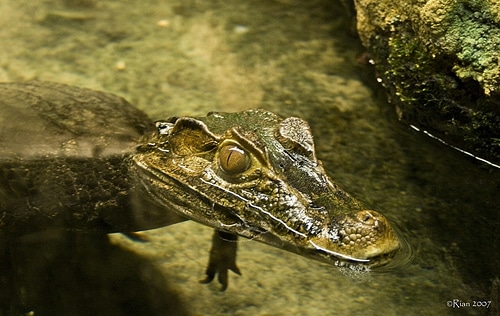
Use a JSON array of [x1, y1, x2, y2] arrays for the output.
[[0, 232, 189, 315], [390, 113, 500, 293]]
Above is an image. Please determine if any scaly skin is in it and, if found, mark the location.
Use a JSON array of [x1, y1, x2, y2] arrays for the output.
[[0, 82, 401, 290], [134, 110, 400, 269]]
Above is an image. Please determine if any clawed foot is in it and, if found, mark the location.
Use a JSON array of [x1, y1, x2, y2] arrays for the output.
[[199, 230, 240, 291]]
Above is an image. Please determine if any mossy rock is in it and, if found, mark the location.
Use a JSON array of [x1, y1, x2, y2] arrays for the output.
[[354, 0, 500, 165]]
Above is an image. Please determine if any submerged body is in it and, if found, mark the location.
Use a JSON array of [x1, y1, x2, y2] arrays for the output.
[[0, 82, 185, 236], [0, 82, 400, 280]]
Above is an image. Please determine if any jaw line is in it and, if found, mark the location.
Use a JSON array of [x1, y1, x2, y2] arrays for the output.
[[139, 162, 374, 265], [308, 240, 370, 263], [200, 177, 372, 264]]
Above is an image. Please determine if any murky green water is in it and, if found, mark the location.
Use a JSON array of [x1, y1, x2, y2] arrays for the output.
[[1, 0, 498, 315]]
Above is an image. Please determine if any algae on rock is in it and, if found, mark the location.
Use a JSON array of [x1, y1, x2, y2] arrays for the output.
[[354, 0, 500, 165]]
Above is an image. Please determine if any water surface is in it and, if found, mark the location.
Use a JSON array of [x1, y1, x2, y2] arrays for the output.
[[0, 0, 498, 315]]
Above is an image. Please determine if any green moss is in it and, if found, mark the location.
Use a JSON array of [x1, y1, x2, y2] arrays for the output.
[[442, 0, 500, 95], [386, 33, 434, 104], [370, 24, 500, 164]]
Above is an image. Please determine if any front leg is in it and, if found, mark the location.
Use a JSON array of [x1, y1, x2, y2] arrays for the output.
[[200, 230, 241, 291]]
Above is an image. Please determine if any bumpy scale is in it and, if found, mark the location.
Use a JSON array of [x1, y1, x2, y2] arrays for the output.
[[0, 82, 401, 290]]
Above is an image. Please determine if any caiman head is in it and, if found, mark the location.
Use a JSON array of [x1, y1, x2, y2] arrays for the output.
[[133, 110, 401, 268]]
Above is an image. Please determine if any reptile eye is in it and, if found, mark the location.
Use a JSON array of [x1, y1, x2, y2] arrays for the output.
[[219, 144, 251, 175]]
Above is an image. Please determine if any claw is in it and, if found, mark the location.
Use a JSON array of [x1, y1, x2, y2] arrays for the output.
[[199, 230, 240, 291]]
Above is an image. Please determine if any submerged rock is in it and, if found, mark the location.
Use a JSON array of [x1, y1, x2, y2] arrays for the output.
[[354, 0, 500, 165]]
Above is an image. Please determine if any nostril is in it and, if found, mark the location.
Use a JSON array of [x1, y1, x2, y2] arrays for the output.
[[357, 210, 376, 225]]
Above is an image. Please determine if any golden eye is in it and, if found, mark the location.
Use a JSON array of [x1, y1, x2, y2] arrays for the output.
[[219, 144, 251, 175]]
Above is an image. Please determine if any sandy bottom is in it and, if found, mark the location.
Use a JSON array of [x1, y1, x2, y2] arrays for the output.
[[0, 0, 498, 315]]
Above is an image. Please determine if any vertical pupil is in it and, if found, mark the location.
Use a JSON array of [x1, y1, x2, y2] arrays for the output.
[[219, 145, 250, 174]]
